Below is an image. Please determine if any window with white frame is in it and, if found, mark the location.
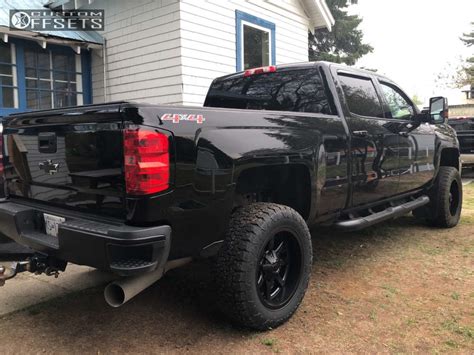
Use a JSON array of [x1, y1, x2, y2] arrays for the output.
[[0, 42, 18, 109], [24, 47, 83, 110], [0, 40, 91, 117], [236, 11, 275, 71], [243, 22, 270, 69]]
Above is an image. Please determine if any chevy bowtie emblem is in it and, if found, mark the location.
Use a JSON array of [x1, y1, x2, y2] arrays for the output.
[[39, 160, 59, 175]]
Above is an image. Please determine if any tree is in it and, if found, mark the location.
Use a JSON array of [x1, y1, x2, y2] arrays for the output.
[[460, 22, 474, 86], [461, 22, 474, 46], [435, 57, 470, 89], [308, 0, 373, 65]]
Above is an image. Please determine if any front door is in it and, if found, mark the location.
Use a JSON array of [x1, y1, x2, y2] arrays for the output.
[[377, 81, 436, 192], [337, 72, 400, 207]]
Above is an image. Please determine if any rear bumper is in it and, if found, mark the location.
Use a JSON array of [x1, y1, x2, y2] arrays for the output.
[[0, 200, 171, 276]]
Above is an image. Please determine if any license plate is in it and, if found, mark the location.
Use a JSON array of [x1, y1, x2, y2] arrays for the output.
[[43, 213, 66, 237]]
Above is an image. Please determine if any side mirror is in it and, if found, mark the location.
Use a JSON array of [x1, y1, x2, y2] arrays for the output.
[[413, 109, 430, 124], [429, 96, 448, 123]]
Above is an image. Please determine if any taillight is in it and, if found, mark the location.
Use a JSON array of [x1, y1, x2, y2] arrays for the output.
[[123, 128, 170, 195], [243, 65, 277, 77]]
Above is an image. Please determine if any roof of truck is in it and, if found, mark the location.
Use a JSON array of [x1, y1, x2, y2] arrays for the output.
[[3, 62, 397, 120], [212, 61, 394, 85]]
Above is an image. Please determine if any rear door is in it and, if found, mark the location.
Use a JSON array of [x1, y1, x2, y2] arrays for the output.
[[377, 81, 436, 192], [335, 70, 401, 207], [2, 104, 126, 218]]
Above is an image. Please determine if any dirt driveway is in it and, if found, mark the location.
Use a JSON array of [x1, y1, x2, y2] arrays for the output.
[[0, 186, 473, 354]]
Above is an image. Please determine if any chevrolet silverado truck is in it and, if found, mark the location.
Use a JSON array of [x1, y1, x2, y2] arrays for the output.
[[0, 62, 462, 330]]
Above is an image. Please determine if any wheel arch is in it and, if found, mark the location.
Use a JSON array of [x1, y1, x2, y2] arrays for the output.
[[233, 163, 312, 221], [439, 147, 461, 171]]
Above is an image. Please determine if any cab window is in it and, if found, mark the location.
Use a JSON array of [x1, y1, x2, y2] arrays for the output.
[[338, 74, 384, 118], [380, 82, 414, 120]]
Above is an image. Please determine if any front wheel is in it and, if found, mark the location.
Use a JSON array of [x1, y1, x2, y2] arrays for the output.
[[413, 166, 462, 228], [214, 203, 312, 330]]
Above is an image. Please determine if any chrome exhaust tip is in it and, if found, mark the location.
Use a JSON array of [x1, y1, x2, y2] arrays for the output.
[[104, 257, 192, 307]]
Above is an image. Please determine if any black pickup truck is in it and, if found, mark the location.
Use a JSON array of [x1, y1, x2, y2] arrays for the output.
[[0, 62, 462, 330], [449, 116, 474, 168]]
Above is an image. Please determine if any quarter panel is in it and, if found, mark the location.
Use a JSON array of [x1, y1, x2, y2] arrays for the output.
[[123, 105, 348, 256]]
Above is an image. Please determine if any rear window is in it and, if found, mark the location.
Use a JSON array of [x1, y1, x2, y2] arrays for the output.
[[204, 68, 334, 115], [338, 74, 384, 118]]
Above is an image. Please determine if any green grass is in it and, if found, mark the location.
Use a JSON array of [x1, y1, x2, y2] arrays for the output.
[[261, 338, 276, 347], [444, 339, 459, 348], [441, 318, 474, 340], [451, 292, 460, 301], [462, 182, 474, 206], [419, 245, 443, 256], [381, 284, 399, 295], [460, 182, 474, 223]]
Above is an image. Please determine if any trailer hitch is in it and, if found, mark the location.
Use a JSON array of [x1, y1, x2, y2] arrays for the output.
[[0, 261, 30, 286], [0, 255, 67, 286]]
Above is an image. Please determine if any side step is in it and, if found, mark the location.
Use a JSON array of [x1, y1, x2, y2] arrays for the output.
[[334, 195, 430, 231]]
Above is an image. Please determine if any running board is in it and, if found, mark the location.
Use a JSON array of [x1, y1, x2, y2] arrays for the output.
[[335, 195, 430, 231]]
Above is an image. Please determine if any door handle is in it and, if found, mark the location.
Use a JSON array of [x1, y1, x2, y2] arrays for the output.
[[352, 130, 369, 138], [38, 132, 57, 153]]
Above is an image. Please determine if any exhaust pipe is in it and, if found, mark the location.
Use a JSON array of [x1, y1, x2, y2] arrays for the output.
[[104, 257, 192, 307]]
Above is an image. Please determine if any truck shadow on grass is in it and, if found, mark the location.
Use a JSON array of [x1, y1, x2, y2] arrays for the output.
[[0, 216, 433, 351]]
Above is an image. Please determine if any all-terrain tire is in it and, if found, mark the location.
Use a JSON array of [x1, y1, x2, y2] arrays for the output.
[[413, 166, 462, 228], [214, 203, 312, 330]]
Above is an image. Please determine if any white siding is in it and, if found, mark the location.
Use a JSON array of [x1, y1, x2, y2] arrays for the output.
[[88, 0, 312, 106], [88, 0, 184, 105], [179, 0, 311, 106]]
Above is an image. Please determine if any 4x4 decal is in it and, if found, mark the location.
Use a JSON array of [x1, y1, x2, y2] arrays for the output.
[[162, 113, 206, 124]]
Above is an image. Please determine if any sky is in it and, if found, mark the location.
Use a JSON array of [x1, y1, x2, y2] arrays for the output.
[[348, 0, 474, 106]]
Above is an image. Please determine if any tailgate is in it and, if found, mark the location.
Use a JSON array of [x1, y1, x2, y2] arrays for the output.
[[2, 105, 126, 219]]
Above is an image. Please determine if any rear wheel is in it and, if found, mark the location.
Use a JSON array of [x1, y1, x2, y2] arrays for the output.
[[214, 203, 312, 330], [413, 167, 462, 228]]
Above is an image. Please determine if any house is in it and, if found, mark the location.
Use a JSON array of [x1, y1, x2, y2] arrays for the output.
[[448, 84, 474, 117], [0, 0, 334, 116], [460, 84, 474, 104]]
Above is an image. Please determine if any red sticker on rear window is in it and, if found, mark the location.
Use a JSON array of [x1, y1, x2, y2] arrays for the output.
[[162, 113, 205, 124]]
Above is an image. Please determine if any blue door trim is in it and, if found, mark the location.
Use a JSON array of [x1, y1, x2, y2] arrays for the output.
[[235, 10, 276, 72], [81, 50, 92, 104], [15, 43, 26, 113]]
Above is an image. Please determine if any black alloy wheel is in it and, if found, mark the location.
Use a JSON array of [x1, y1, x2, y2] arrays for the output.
[[256, 231, 302, 310]]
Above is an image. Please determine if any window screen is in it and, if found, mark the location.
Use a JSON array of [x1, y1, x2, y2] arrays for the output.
[[205, 68, 334, 115], [24, 48, 82, 110], [339, 74, 383, 118]]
